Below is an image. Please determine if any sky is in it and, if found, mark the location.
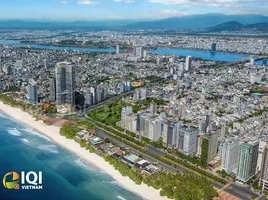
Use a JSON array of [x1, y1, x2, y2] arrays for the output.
[[0, 0, 268, 20]]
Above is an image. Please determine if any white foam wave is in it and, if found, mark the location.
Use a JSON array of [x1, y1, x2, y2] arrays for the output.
[[75, 158, 88, 168], [22, 128, 51, 142], [0, 113, 10, 119], [38, 144, 59, 154], [7, 128, 21, 136], [21, 138, 29, 143], [117, 195, 127, 200]]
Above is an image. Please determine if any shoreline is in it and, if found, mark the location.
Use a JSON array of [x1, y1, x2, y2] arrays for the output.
[[0, 101, 169, 200]]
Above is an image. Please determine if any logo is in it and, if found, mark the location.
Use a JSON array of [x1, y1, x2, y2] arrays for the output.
[[3, 172, 20, 189], [3, 171, 42, 190]]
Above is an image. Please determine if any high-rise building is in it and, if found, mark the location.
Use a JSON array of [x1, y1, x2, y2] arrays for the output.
[[85, 92, 93, 106], [185, 56, 192, 72], [205, 132, 218, 162], [55, 62, 75, 112], [90, 87, 97, 104], [182, 126, 198, 157], [134, 46, 144, 58], [143, 50, 147, 58], [49, 78, 56, 102], [116, 45, 120, 55], [167, 123, 177, 149], [260, 145, 268, 191], [140, 88, 147, 100], [250, 58, 255, 65], [121, 107, 133, 127], [149, 118, 162, 142], [221, 138, 239, 173], [150, 102, 157, 114], [211, 43, 216, 52], [27, 78, 38, 103], [136, 111, 142, 132], [237, 141, 259, 182], [220, 124, 229, 139]]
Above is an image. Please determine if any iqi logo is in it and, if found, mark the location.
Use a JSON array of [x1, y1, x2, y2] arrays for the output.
[[3, 171, 43, 190]]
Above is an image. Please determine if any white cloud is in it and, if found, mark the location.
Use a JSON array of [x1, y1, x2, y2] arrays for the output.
[[158, 10, 188, 16], [61, 1, 68, 4], [148, 0, 268, 7], [77, 0, 100, 5], [113, 0, 135, 3]]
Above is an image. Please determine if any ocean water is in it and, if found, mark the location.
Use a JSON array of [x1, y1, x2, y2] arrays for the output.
[[0, 112, 142, 200]]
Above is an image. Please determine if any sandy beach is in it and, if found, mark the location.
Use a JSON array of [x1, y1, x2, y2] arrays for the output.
[[0, 101, 169, 200]]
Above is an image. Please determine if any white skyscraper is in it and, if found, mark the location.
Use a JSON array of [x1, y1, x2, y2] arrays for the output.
[[149, 118, 162, 142], [185, 56, 192, 71], [221, 138, 240, 173], [260, 145, 268, 191], [182, 126, 198, 156], [116, 45, 120, 55], [121, 107, 133, 127], [134, 46, 144, 58]]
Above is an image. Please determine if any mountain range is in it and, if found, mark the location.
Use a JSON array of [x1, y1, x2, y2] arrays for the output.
[[205, 21, 268, 32], [1, 14, 268, 30]]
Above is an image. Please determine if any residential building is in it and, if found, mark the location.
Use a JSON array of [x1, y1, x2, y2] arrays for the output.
[[55, 62, 75, 113], [237, 140, 259, 182], [27, 78, 38, 103], [221, 138, 240, 173]]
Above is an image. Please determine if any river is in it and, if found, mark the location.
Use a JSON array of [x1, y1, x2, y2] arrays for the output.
[[0, 39, 265, 64]]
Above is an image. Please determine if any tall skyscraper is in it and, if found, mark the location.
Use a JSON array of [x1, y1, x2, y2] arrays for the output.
[[167, 122, 177, 149], [182, 126, 198, 157], [140, 88, 147, 100], [116, 45, 120, 55], [27, 78, 38, 103], [185, 56, 192, 72], [134, 46, 144, 58], [85, 92, 93, 106], [149, 118, 162, 142], [55, 62, 75, 112], [260, 145, 268, 191], [121, 107, 133, 127], [221, 138, 239, 173], [237, 141, 259, 182], [205, 132, 218, 162], [211, 43, 216, 52], [150, 102, 157, 114], [90, 86, 97, 104], [49, 78, 56, 102]]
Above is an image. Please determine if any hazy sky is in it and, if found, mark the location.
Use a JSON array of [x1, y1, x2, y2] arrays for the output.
[[0, 0, 267, 20]]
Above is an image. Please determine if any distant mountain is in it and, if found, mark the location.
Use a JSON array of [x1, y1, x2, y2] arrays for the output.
[[124, 14, 268, 30], [205, 21, 268, 32], [1, 14, 268, 30], [206, 21, 244, 32], [0, 19, 136, 30]]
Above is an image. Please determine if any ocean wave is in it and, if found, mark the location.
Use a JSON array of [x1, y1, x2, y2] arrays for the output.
[[22, 128, 51, 142], [75, 158, 88, 168], [117, 195, 127, 200], [0, 113, 10, 119], [21, 138, 30, 143], [7, 128, 22, 136], [38, 144, 59, 154]]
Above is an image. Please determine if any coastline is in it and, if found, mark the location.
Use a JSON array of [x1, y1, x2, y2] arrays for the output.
[[0, 101, 169, 200]]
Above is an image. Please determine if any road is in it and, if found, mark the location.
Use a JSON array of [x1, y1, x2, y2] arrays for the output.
[[87, 115, 263, 200]]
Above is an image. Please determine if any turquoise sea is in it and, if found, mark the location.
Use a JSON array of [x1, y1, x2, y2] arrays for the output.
[[0, 112, 142, 200]]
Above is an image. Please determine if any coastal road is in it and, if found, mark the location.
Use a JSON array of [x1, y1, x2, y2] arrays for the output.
[[84, 111, 261, 200], [95, 127, 186, 174]]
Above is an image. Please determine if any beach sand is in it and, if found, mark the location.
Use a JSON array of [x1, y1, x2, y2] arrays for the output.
[[0, 101, 169, 200]]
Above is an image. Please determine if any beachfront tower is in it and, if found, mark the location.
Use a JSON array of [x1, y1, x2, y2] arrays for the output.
[[55, 62, 75, 113]]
